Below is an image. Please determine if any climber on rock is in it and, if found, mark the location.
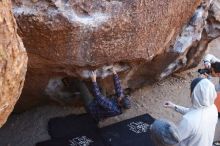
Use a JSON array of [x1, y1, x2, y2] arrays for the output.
[[75, 67, 131, 122]]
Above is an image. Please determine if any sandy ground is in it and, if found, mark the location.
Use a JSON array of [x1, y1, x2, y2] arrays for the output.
[[0, 48, 219, 146]]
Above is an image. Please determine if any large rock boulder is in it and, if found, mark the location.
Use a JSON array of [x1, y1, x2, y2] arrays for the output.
[[0, 1, 27, 126], [12, 0, 211, 111]]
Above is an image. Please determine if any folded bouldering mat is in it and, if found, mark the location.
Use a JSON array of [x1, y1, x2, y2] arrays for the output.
[[36, 113, 155, 146], [100, 114, 155, 146], [36, 113, 105, 146], [48, 114, 98, 138]]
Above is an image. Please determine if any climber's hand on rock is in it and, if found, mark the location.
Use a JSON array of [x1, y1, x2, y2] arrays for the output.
[[163, 101, 175, 109], [111, 67, 117, 75], [91, 71, 97, 82]]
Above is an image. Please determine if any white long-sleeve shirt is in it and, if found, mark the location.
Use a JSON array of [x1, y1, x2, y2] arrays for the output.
[[174, 105, 190, 115], [177, 105, 217, 146], [174, 79, 218, 146]]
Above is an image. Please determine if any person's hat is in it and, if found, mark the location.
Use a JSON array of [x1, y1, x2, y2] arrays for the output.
[[150, 119, 180, 145]]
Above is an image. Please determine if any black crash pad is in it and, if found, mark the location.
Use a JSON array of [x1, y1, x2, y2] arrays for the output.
[[37, 114, 105, 146], [36, 113, 155, 146], [100, 114, 155, 146], [48, 114, 98, 138]]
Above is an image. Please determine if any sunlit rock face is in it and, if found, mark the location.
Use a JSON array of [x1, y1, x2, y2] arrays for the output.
[[12, 0, 211, 111], [0, 1, 27, 126]]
